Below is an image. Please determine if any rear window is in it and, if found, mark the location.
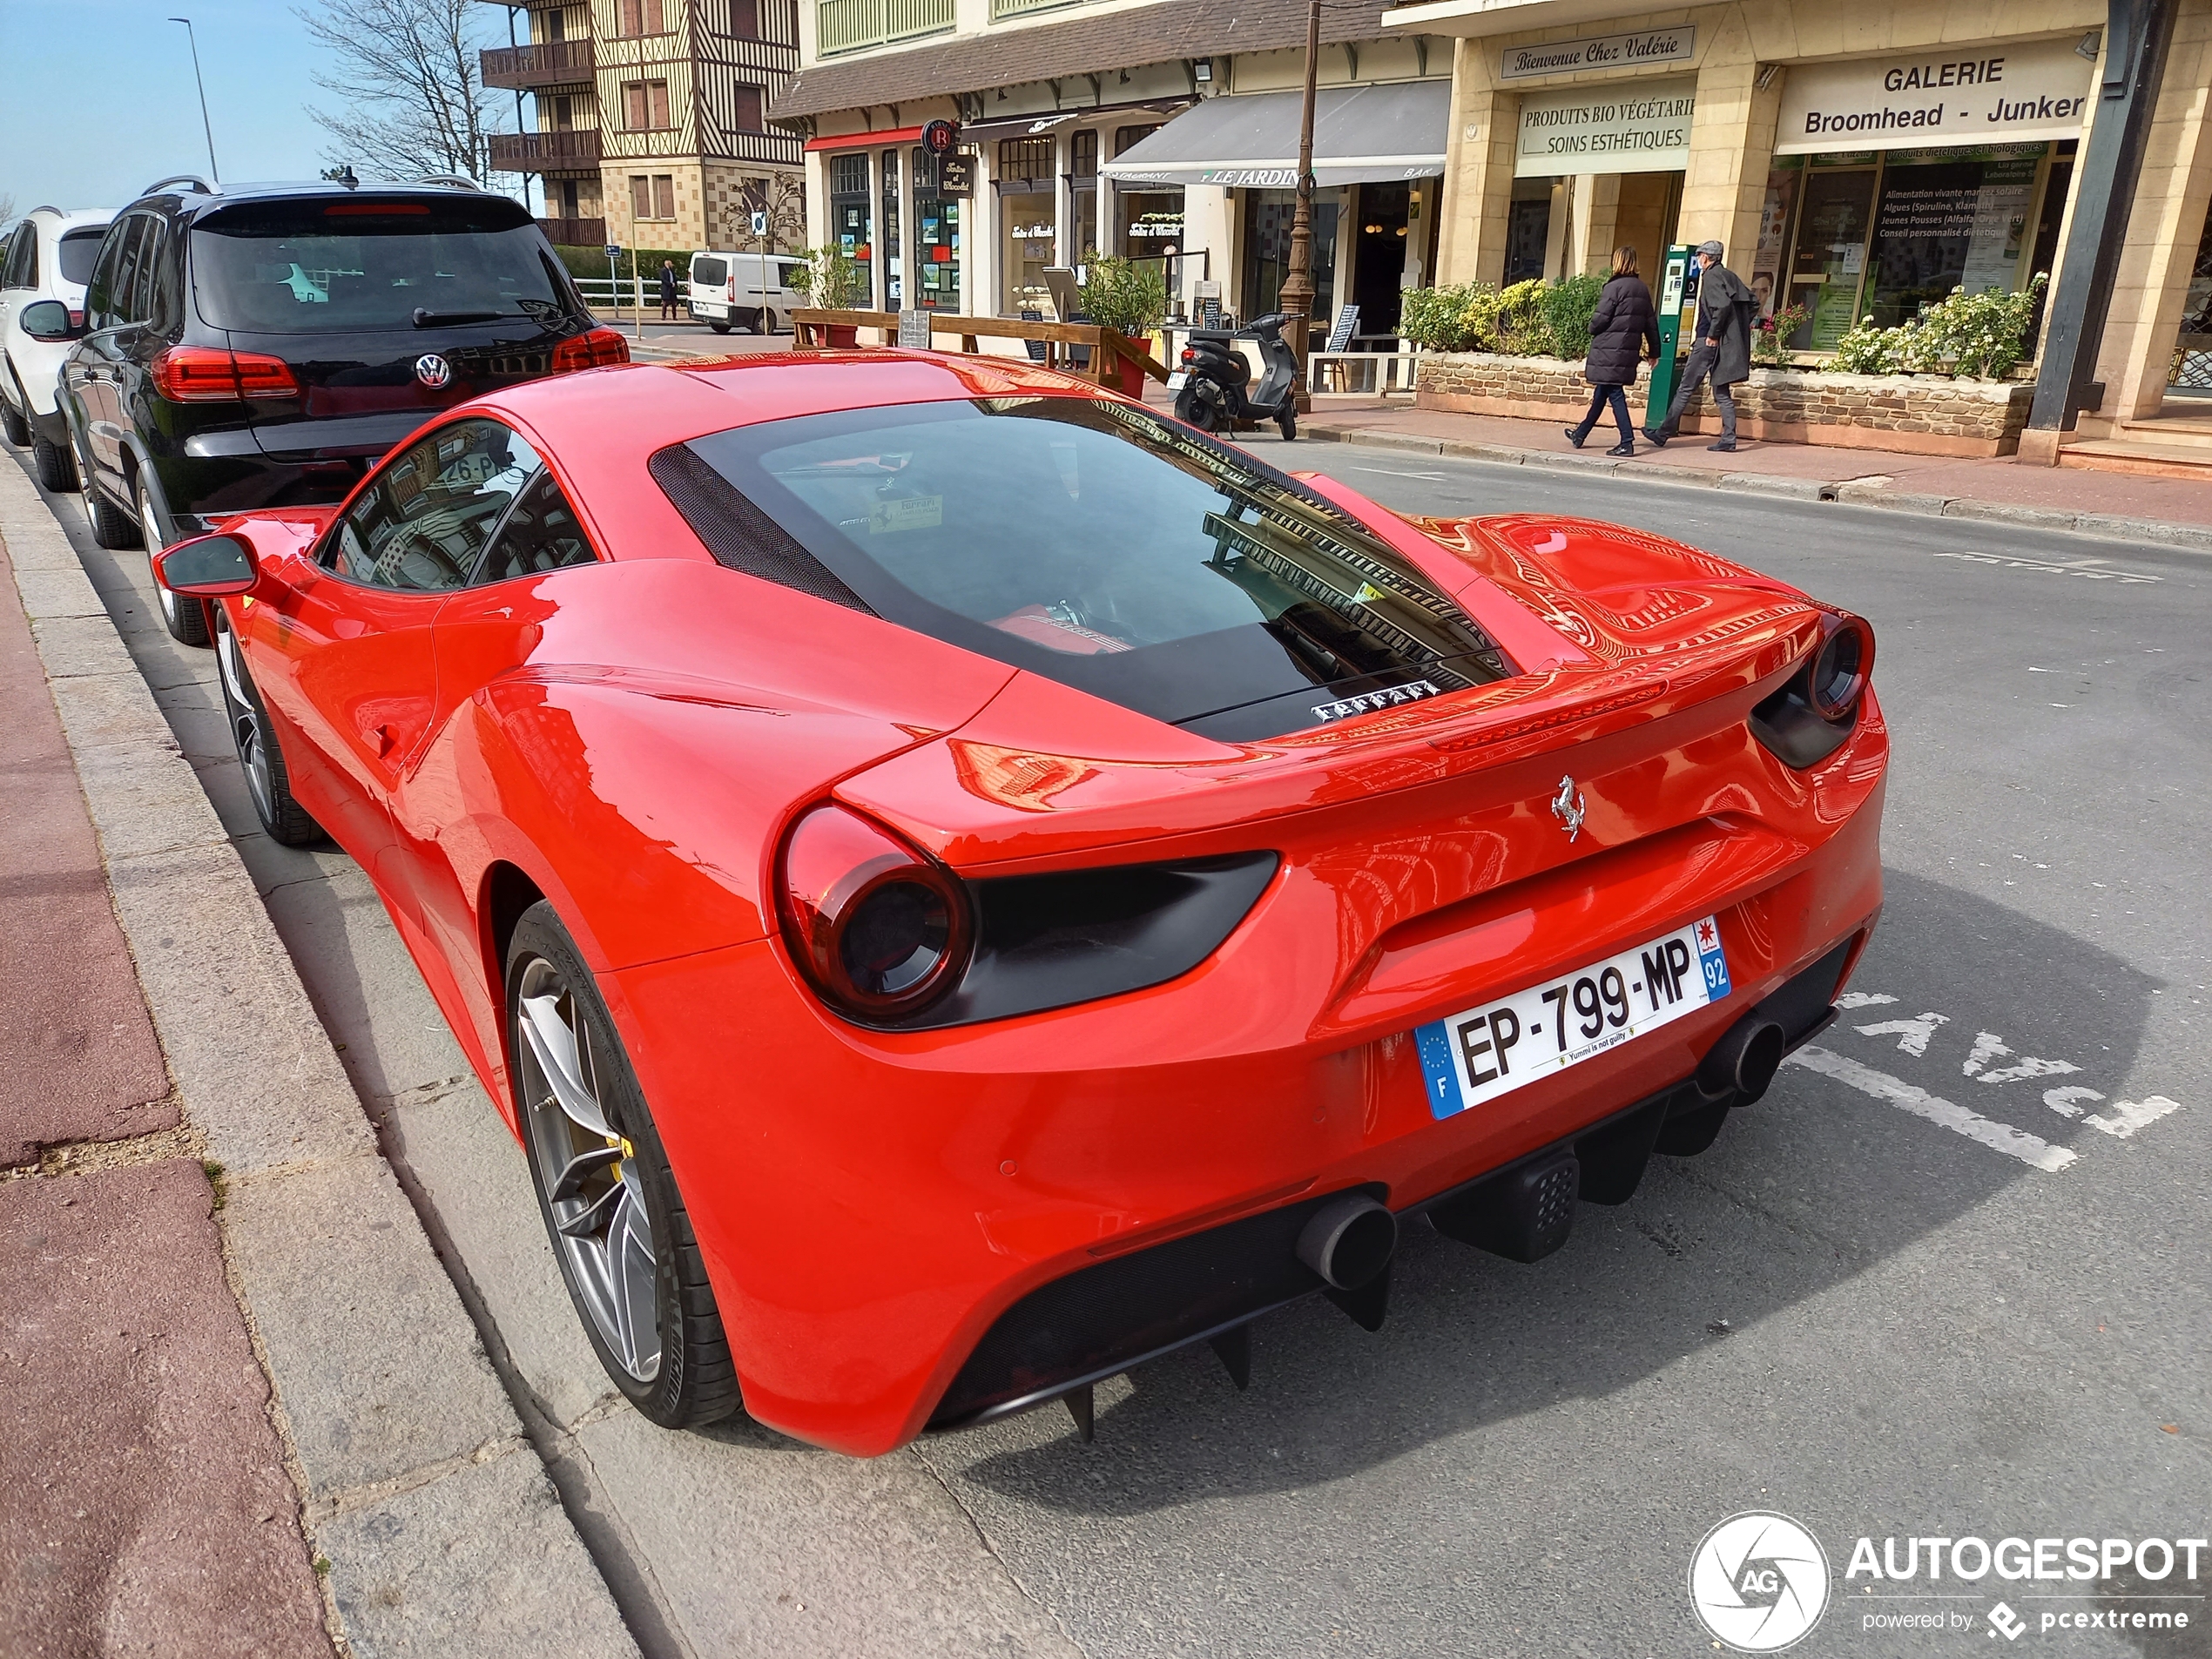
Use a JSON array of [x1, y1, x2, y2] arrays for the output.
[[692, 256, 728, 285], [58, 228, 105, 286], [671, 398, 1512, 739], [774, 260, 805, 288], [189, 197, 567, 334]]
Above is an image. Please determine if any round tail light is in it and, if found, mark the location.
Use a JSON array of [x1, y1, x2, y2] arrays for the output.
[[1808, 612, 1875, 722], [1179, 347, 1196, 363], [776, 803, 972, 1021]]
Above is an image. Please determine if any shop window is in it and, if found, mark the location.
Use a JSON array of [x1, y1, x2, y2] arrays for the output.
[[1787, 165, 1878, 350], [881, 148, 902, 306], [1241, 189, 1336, 325], [831, 153, 873, 296], [1505, 176, 1553, 283], [998, 137, 1054, 185], [1115, 125, 1160, 158], [1863, 153, 2040, 329], [1069, 130, 1099, 262], [999, 138, 1055, 314], [913, 145, 961, 311], [2168, 194, 2212, 392]]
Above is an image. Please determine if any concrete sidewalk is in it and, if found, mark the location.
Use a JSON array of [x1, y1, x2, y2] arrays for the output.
[[1295, 399, 2212, 550], [0, 461, 638, 1659], [0, 526, 332, 1656]]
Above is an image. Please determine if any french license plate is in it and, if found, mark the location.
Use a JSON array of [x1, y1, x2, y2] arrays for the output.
[[1165, 371, 1188, 389], [1415, 918, 1731, 1120]]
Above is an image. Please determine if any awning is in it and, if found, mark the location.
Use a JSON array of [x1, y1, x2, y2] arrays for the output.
[[1099, 82, 1449, 189]]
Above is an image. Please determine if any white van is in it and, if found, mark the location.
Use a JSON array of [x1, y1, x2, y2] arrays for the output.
[[689, 251, 806, 334]]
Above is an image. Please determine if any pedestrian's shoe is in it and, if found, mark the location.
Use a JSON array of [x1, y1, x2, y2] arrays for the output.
[[1563, 426, 1588, 448], [1707, 439, 1738, 452], [1606, 442, 1635, 456], [1641, 426, 1669, 447]]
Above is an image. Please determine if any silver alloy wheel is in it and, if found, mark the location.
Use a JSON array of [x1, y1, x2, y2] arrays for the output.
[[215, 617, 277, 826], [515, 956, 662, 1382], [137, 477, 185, 631]]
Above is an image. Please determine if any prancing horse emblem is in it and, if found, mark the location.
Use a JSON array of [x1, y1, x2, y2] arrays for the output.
[[1549, 774, 1587, 842], [414, 353, 452, 388]]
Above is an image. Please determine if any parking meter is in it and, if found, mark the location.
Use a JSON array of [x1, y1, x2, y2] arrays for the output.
[[1646, 244, 1698, 425]]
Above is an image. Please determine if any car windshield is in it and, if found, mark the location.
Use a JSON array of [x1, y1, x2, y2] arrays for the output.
[[58, 228, 104, 285], [673, 398, 1512, 738], [190, 198, 565, 334]]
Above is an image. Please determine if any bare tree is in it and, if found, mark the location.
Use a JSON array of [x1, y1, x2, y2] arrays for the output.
[[0, 193, 17, 228], [295, 0, 502, 184], [722, 174, 805, 257]]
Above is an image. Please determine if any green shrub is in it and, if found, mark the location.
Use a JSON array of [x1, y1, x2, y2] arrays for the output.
[[1538, 272, 1606, 361], [1830, 314, 1907, 374], [1398, 282, 1479, 352], [786, 245, 869, 310], [1077, 253, 1168, 337], [1904, 273, 2048, 379]]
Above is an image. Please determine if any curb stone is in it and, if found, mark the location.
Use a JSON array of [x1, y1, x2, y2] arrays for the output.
[[0, 459, 640, 1659], [1306, 423, 2212, 552]]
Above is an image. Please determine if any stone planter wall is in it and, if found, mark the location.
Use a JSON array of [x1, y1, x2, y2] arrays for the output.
[[1414, 353, 2036, 457]]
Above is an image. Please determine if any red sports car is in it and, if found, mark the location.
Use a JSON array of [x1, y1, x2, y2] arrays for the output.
[[154, 350, 1886, 1456]]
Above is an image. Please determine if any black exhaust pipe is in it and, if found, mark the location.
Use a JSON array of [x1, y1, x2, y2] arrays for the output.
[[1296, 1194, 1397, 1290], [1698, 1014, 1787, 1105]]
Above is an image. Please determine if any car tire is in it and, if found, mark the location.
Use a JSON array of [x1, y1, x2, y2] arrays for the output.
[[31, 432, 78, 492], [756, 308, 775, 337], [212, 607, 324, 846], [84, 473, 141, 551], [508, 900, 741, 1430], [709, 320, 732, 335], [1, 377, 29, 448], [138, 474, 211, 647]]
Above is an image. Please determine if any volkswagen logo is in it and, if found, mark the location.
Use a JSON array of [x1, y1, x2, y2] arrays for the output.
[[1689, 1512, 1831, 1652], [414, 353, 452, 388]]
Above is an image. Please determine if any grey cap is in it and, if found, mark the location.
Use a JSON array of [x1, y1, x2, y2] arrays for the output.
[[1696, 239, 1725, 260]]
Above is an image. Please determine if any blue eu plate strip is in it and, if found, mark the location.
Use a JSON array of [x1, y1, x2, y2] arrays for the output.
[[1415, 1020, 1465, 1120]]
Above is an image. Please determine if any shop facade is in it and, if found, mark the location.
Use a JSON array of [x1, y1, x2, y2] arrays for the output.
[[1387, 0, 2212, 452], [772, 0, 1451, 332]]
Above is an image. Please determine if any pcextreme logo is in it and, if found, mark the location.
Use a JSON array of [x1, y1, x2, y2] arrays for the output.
[[1689, 1512, 1831, 1652]]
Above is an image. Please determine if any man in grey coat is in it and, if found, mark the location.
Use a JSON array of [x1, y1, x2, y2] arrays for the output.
[[1644, 240, 1756, 452]]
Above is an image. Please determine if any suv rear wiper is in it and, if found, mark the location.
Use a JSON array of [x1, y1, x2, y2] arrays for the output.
[[413, 307, 510, 327]]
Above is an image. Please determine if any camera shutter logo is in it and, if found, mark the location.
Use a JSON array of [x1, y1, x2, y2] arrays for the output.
[[1689, 1512, 1831, 1652], [415, 353, 452, 389]]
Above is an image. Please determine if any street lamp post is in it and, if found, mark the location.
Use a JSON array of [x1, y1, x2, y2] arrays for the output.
[[167, 18, 220, 186], [1277, 0, 1322, 413]]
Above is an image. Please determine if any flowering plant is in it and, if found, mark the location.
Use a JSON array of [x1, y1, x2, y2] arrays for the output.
[[1752, 302, 1811, 365]]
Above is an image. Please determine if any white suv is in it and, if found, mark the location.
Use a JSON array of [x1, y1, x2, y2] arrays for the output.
[[689, 250, 805, 335], [1, 205, 114, 491]]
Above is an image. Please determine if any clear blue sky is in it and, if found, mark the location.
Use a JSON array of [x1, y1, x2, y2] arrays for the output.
[[0, 0, 529, 214]]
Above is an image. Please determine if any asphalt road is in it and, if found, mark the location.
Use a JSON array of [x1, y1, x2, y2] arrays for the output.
[[16, 436, 2209, 1659]]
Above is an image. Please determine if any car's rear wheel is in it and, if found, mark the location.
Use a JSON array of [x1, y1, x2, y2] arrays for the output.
[[213, 609, 324, 846], [139, 474, 210, 647], [756, 308, 775, 336], [508, 903, 739, 1429], [709, 319, 731, 334], [84, 473, 140, 551], [31, 430, 78, 492]]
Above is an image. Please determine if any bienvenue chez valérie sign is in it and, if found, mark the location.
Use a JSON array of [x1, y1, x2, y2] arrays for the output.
[[1501, 28, 1696, 81]]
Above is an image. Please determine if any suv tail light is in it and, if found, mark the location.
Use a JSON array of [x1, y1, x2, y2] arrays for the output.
[[151, 346, 300, 402], [776, 803, 973, 1022], [552, 327, 631, 371]]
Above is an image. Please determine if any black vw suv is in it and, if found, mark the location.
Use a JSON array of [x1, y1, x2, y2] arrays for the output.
[[43, 174, 621, 644]]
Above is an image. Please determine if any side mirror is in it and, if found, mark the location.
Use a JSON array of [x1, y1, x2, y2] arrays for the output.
[[153, 532, 259, 597], [19, 300, 83, 342]]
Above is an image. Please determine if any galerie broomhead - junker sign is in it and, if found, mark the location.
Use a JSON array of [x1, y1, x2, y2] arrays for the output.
[[1777, 36, 2094, 153]]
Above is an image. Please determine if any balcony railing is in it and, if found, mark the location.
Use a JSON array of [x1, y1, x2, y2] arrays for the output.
[[989, 0, 1079, 17], [536, 216, 607, 247], [488, 129, 603, 176], [482, 39, 596, 91], [817, 0, 954, 56]]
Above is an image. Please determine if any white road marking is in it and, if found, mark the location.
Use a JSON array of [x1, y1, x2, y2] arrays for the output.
[[1787, 1046, 2078, 1171], [2084, 1096, 2182, 1139], [2044, 1086, 2104, 1118], [1936, 550, 2161, 584], [1857, 1011, 1950, 1056], [1962, 1028, 2082, 1083], [1836, 992, 1896, 1008], [1349, 465, 1447, 481]]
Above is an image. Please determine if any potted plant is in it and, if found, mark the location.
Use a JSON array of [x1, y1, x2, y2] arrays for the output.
[[1076, 253, 1167, 395], [786, 246, 868, 346]]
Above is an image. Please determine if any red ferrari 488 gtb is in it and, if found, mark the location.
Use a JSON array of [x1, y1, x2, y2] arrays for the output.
[[153, 350, 1885, 1455]]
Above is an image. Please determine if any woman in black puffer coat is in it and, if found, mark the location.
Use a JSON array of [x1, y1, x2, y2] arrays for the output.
[[1566, 246, 1662, 456]]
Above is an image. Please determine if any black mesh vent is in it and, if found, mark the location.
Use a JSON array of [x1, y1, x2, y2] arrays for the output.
[[648, 442, 875, 613]]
